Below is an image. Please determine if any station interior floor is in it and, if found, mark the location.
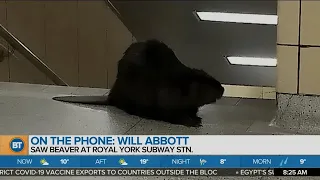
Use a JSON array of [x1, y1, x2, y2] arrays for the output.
[[0, 82, 310, 180]]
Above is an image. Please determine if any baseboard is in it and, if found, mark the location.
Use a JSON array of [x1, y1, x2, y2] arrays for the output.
[[222, 84, 276, 99]]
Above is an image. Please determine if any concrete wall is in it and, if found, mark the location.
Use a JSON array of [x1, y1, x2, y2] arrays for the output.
[[277, 1, 320, 95], [0, 0, 135, 88]]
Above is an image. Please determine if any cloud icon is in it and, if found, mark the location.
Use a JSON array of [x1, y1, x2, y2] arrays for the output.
[[40, 159, 49, 166]]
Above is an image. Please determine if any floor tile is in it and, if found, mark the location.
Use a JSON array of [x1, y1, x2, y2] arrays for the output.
[[72, 87, 109, 95], [227, 105, 276, 124], [246, 121, 296, 135], [236, 98, 276, 109], [198, 105, 276, 131], [41, 85, 79, 95], [215, 97, 241, 106], [125, 118, 251, 135], [0, 96, 139, 135], [0, 82, 48, 93], [198, 104, 242, 124]]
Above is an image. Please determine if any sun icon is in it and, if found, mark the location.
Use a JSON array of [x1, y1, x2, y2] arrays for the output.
[[118, 158, 128, 165], [40, 159, 46, 164], [119, 158, 125, 164]]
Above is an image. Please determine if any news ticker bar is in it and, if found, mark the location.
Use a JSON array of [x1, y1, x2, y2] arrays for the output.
[[0, 168, 318, 176], [1, 155, 320, 168]]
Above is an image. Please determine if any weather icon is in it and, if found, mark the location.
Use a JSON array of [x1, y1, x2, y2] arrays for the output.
[[40, 158, 49, 166], [119, 158, 128, 166], [200, 159, 207, 166]]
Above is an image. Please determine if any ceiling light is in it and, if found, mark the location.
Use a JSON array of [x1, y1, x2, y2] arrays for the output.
[[226, 56, 277, 67], [196, 12, 278, 25]]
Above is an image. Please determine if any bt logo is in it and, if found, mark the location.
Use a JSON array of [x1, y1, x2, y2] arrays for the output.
[[10, 138, 25, 153]]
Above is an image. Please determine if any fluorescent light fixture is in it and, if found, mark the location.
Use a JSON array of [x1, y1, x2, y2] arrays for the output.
[[226, 56, 277, 67], [196, 12, 278, 25]]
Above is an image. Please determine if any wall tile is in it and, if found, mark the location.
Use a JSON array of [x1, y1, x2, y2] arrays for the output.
[[299, 47, 320, 95], [276, 45, 298, 94], [78, 1, 108, 88], [277, 1, 300, 45], [301, 1, 320, 45], [0, 1, 135, 88], [6, 1, 47, 84], [45, 1, 78, 86], [105, 6, 133, 88], [0, 1, 9, 82]]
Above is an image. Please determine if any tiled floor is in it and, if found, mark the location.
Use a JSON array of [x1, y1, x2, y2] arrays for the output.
[[0, 82, 301, 180]]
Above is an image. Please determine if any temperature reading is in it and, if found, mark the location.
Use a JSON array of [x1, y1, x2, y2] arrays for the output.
[[60, 159, 69, 164], [300, 159, 306, 164], [220, 159, 226, 164], [140, 159, 149, 164]]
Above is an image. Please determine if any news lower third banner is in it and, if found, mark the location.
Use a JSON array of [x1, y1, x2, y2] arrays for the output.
[[1, 135, 320, 169], [3, 135, 320, 155]]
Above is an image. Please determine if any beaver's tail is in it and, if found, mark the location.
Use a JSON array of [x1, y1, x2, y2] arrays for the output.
[[52, 95, 109, 105]]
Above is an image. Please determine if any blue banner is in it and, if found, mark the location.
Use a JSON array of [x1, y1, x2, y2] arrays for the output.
[[0, 155, 318, 168]]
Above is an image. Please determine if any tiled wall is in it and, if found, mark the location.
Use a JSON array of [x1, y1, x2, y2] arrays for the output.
[[277, 1, 320, 95], [0, 1, 135, 88]]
